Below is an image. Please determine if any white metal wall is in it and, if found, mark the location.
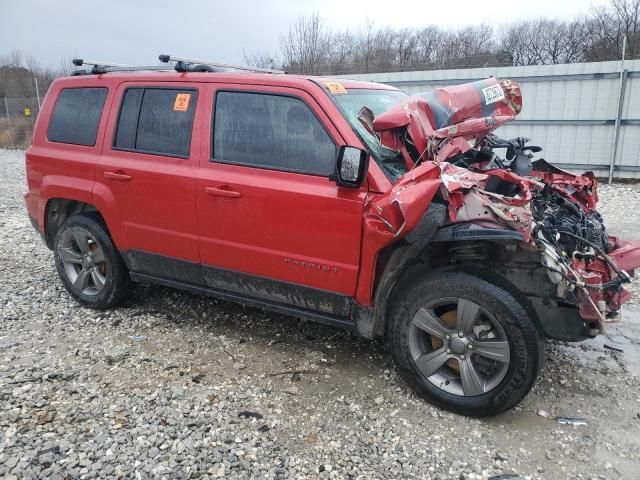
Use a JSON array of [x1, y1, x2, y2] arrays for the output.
[[334, 60, 640, 179]]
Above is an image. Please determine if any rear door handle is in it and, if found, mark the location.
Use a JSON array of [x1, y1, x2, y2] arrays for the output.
[[104, 171, 132, 182], [205, 185, 242, 198]]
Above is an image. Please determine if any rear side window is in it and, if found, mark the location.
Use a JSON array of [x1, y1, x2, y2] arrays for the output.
[[114, 88, 197, 157], [47, 88, 108, 146], [213, 91, 336, 176]]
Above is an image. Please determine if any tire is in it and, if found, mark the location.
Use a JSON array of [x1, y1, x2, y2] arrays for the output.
[[388, 270, 542, 417], [53, 214, 131, 309]]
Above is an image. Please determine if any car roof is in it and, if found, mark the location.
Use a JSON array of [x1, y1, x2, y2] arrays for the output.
[[55, 71, 399, 91]]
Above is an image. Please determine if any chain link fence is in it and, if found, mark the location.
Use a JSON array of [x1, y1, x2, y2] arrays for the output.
[[0, 62, 52, 149], [0, 96, 41, 149]]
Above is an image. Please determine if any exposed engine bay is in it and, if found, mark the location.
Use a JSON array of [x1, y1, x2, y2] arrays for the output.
[[358, 77, 640, 337]]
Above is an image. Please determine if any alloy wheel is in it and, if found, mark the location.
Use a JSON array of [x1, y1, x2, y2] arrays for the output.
[[60, 229, 108, 296], [408, 297, 511, 396]]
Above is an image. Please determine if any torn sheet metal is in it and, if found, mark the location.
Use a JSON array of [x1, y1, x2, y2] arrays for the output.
[[359, 77, 640, 332]]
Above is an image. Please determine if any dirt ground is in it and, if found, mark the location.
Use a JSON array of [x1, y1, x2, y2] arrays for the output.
[[1, 147, 640, 479]]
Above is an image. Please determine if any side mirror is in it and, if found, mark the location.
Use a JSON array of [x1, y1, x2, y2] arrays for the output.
[[335, 146, 368, 188]]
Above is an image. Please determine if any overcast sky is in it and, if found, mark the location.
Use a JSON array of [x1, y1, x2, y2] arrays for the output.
[[0, 0, 605, 70]]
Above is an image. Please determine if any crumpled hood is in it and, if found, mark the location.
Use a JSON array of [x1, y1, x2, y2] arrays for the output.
[[358, 77, 640, 330], [370, 78, 522, 163], [362, 78, 600, 245]]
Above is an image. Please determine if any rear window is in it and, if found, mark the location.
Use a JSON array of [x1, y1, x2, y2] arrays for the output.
[[47, 88, 108, 146], [114, 88, 197, 158]]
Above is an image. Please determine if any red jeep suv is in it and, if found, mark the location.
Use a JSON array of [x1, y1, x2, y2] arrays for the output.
[[24, 57, 640, 416]]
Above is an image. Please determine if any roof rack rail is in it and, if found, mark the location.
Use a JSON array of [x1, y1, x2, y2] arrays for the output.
[[158, 54, 285, 74], [71, 58, 173, 75]]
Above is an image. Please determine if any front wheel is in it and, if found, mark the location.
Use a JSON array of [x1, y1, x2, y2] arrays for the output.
[[54, 214, 131, 309], [388, 271, 542, 416]]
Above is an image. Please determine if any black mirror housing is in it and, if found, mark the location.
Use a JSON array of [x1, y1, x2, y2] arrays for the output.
[[335, 146, 368, 188]]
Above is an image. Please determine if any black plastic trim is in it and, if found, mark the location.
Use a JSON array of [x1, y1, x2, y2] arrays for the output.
[[122, 249, 352, 318], [528, 297, 592, 341], [122, 250, 202, 284], [129, 272, 356, 332], [201, 263, 351, 317], [432, 223, 524, 242]]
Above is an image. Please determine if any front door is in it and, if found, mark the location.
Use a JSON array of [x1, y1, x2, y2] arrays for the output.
[[195, 85, 366, 316]]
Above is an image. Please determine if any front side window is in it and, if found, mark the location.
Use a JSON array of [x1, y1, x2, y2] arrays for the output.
[[114, 87, 197, 157], [47, 87, 108, 146], [213, 91, 336, 176]]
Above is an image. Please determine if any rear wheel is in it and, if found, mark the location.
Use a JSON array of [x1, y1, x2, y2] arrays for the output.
[[54, 214, 131, 309], [388, 271, 542, 416]]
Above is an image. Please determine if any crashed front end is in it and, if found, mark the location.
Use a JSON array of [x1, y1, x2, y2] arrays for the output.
[[363, 78, 640, 339]]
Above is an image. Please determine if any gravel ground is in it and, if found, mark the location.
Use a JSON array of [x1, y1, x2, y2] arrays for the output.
[[1, 147, 640, 480]]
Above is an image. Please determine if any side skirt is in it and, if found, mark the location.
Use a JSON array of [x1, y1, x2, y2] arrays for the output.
[[129, 272, 357, 333]]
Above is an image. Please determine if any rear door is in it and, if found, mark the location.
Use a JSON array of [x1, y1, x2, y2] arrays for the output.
[[95, 82, 204, 282], [195, 84, 366, 316]]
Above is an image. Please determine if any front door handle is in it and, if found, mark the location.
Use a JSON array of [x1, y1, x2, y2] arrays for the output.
[[104, 171, 132, 182], [205, 185, 242, 198]]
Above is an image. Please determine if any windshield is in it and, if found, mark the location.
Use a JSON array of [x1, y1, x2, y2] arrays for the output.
[[332, 89, 409, 179]]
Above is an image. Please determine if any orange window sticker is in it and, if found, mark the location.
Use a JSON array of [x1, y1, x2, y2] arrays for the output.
[[173, 93, 191, 112], [325, 81, 347, 95]]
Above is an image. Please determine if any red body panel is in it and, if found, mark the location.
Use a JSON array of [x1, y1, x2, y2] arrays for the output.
[[94, 81, 206, 263], [24, 72, 390, 303], [196, 84, 366, 295], [24, 77, 115, 233]]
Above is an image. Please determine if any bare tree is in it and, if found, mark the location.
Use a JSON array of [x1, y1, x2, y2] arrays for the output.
[[280, 13, 331, 74], [246, 0, 640, 74], [415, 26, 445, 66], [585, 0, 640, 60], [612, 0, 640, 57], [243, 49, 280, 70], [327, 31, 356, 74], [394, 28, 420, 68], [1, 50, 25, 68], [354, 19, 379, 73], [436, 25, 497, 68], [499, 21, 540, 65]]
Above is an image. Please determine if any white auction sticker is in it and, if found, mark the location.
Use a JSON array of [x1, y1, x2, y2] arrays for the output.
[[482, 84, 505, 105]]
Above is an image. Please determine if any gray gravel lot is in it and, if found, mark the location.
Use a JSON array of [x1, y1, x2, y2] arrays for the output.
[[1, 147, 640, 479]]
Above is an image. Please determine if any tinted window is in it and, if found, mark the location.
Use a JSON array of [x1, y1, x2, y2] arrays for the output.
[[113, 88, 143, 149], [47, 88, 107, 146], [114, 88, 197, 157], [213, 92, 336, 176]]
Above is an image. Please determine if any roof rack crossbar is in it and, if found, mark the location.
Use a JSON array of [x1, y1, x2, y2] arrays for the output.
[[158, 54, 285, 74], [69, 56, 285, 76], [71, 58, 175, 75], [72, 58, 135, 69]]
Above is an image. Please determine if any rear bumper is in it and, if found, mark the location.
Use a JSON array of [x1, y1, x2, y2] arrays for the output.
[[24, 192, 45, 243]]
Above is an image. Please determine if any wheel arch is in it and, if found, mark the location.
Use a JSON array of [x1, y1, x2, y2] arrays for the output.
[[44, 198, 110, 249], [364, 235, 592, 343], [357, 214, 544, 340]]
